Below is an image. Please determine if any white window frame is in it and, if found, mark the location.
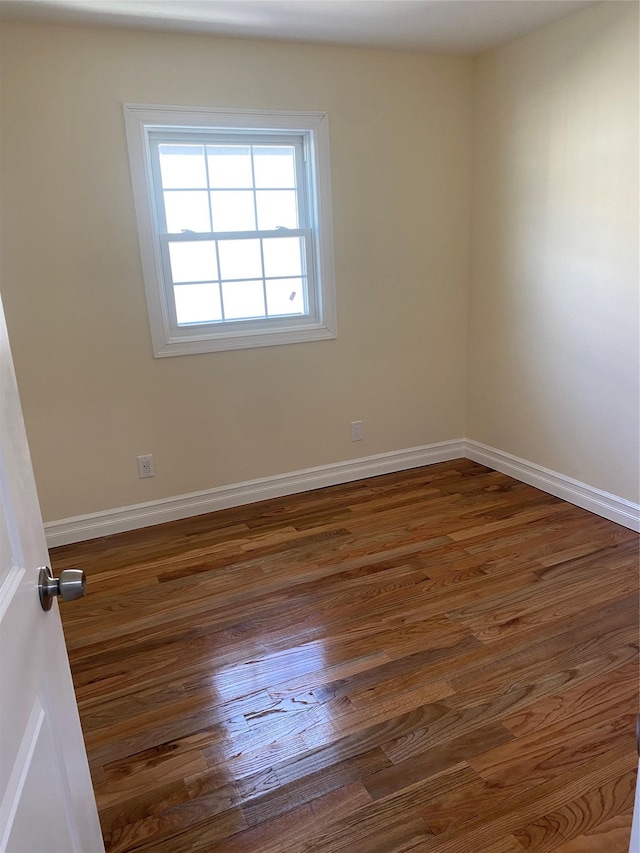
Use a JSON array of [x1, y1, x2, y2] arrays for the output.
[[123, 104, 337, 356]]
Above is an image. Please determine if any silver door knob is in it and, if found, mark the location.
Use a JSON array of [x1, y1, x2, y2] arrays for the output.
[[38, 565, 87, 611]]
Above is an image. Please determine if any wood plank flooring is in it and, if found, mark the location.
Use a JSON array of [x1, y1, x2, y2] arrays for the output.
[[52, 459, 640, 853]]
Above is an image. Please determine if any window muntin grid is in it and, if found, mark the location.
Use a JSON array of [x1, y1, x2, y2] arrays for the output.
[[150, 136, 312, 328]]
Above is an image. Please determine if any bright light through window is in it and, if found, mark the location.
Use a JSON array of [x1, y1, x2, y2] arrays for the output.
[[124, 105, 336, 355], [158, 142, 307, 326]]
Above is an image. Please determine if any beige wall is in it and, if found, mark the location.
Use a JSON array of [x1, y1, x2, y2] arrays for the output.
[[0, 23, 472, 521], [468, 1, 639, 502], [1, 3, 638, 525]]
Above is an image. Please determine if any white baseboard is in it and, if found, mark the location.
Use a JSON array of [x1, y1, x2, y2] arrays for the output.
[[465, 440, 640, 533], [44, 439, 465, 548], [44, 437, 640, 547]]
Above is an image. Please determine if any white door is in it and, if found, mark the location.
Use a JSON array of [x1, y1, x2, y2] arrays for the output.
[[0, 294, 104, 853], [631, 755, 640, 852]]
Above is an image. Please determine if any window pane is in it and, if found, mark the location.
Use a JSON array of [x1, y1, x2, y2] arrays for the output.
[[207, 146, 253, 188], [174, 283, 222, 324], [253, 146, 296, 188], [266, 278, 306, 317], [218, 239, 262, 281], [159, 145, 207, 189], [169, 241, 217, 283], [256, 190, 298, 230], [211, 191, 256, 232], [164, 191, 211, 233], [222, 280, 265, 320], [262, 237, 303, 278]]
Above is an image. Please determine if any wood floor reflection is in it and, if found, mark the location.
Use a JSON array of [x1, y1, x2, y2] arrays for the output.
[[53, 459, 639, 853]]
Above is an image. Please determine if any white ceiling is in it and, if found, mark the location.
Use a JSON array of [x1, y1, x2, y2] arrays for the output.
[[0, 0, 600, 55]]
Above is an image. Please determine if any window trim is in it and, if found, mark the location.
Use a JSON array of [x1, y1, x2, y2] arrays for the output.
[[123, 104, 337, 357]]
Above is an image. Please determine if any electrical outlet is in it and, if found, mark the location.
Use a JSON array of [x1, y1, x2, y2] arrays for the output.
[[137, 454, 155, 478], [351, 420, 363, 442]]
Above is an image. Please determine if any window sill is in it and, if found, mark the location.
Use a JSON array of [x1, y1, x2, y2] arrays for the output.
[[152, 322, 337, 357]]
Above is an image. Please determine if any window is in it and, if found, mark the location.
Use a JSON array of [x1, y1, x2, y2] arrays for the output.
[[123, 105, 336, 356]]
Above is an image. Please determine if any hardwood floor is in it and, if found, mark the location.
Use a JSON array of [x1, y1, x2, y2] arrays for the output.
[[52, 459, 639, 853]]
